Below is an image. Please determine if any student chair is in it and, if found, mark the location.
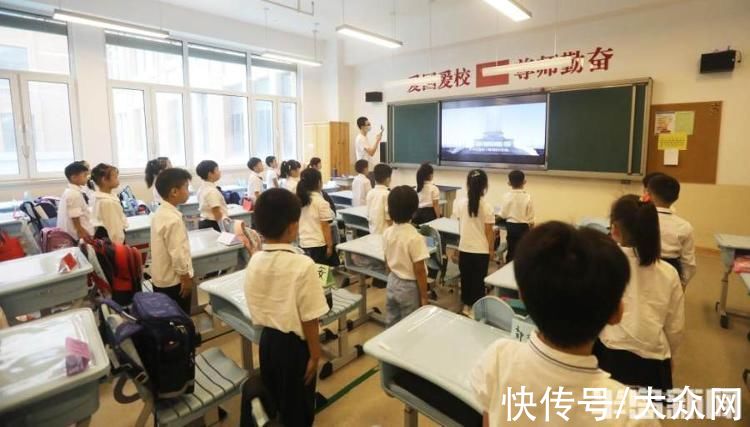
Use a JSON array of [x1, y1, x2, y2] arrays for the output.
[[472, 296, 516, 333], [101, 305, 248, 427], [418, 224, 461, 288]]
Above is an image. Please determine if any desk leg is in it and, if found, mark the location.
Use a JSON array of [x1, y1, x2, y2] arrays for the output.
[[351, 273, 386, 327], [404, 405, 418, 427], [241, 336, 255, 371], [716, 266, 750, 329]]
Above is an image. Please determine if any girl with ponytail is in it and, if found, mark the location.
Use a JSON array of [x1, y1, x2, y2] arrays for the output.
[[594, 194, 685, 391], [414, 162, 440, 224], [280, 160, 301, 193], [145, 157, 172, 204], [456, 169, 495, 314], [296, 168, 336, 266]]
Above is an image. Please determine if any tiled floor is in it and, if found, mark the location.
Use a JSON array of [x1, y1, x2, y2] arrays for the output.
[[92, 250, 750, 426]]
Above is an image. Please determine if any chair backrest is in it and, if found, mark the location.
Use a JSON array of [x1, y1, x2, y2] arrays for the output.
[[472, 296, 515, 333], [418, 224, 443, 272]]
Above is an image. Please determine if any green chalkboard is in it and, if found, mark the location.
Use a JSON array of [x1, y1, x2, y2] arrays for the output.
[[390, 103, 439, 164], [547, 86, 638, 174]]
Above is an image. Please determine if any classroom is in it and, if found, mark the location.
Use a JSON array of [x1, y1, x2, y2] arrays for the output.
[[0, 0, 748, 426]]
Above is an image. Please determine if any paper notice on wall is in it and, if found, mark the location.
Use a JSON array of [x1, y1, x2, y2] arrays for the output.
[[674, 111, 695, 135], [655, 112, 675, 134], [658, 132, 688, 150], [664, 149, 679, 166]]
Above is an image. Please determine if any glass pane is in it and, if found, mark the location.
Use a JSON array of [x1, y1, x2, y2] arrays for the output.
[[106, 43, 183, 86], [254, 100, 274, 160], [0, 79, 19, 175], [280, 102, 297, 160], [188, 47, 246, 91], [0, 26, 69, 74], [191, 93, 248, 165], [27, 81, 74, 173], [252, 66, 296, 97], [111, 88, 149, 169], [155, 92, 185, 166]]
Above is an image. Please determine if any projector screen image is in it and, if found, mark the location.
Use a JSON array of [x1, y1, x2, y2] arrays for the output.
[[440, 94, 547, 165]]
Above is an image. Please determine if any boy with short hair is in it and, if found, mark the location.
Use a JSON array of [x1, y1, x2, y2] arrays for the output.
[[471, 222, 658, 427], [640, 172, 664, 202], [150, 168, 194, 314], [265, 155, 279, 189], [366, 163, 392, 234], [351, 159, 371, 207], [58, 161, 95, 240], [383, 186, 429, 326], [647, 174, 696, 286], [498, 169, 534, 262], [196, 160, 228, 232], [244, 188, 329, 427], [246, 157, 264, 204]]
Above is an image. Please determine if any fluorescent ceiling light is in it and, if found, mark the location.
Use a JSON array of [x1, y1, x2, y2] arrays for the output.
[[336, 24, 403, 49], [384, 74, 440, 88], [258, 52, 322, 67], [482, 56, 575, 77], [53, 10, 169, 39], [483, 0, 532, 22]]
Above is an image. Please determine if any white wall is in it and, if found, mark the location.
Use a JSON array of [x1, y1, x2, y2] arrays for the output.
[[346, 0, 750, 248]]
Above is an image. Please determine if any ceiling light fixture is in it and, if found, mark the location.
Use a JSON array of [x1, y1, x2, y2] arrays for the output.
[[52, 9, 169, 38], [482, 0, 531, 22], [257, 52, 322, 67], [336, 24, 403, 49]]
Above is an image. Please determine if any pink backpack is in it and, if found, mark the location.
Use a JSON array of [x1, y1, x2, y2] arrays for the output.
[[40, 227, 78, 253]]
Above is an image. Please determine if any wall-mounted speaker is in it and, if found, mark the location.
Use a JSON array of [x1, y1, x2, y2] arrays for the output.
[[365, 91, 383, 103], [700, 50, 738, 73]]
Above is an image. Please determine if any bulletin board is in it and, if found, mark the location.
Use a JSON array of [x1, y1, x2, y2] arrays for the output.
[[646, 101, 722, 184]]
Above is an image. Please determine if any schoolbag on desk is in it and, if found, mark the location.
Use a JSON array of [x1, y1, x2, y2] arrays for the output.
[[103, 292, 199, 399], [222, 190, 241, 205], [20, 199, 58, 232], [40, 227, 77, 252]]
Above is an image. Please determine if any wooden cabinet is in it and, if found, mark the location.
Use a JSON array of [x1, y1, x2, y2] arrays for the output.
[[303, 121, 351, 182]]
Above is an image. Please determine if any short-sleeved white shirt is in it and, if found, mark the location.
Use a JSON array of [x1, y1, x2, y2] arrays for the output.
[[499, 189, 534, 224], [355, 134, 374, 162], [417, 181, 440, 208], [198, 181, 228, 221], [58, 183, 95, 239], [247, 171, 263, 202], [299, 191, 335, 248], [456, 197, 495, 254], [351, 173, 372, 207], [383, 223, 429, 280], [265, 169, 279, 188], [244, 243, 330, 340], [366, 184, 390, 235], [92, 191, 127, 244]]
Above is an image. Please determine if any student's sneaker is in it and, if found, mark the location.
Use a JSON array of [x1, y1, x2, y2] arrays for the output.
[[461, 305, 473, 318]]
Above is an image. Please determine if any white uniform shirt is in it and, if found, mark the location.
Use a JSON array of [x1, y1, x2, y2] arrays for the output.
[[58, 183, 95, 239], [366, 184, 390, 235], [456, 197, 495, 254], [499, 189, 534, 224], [657, 207, 696, 284], [599, 246, 685, 360], [284, 176, 299, 194], [150, 201, 194, 287], [383, 223, 429, 281], [247, 171, 263, 202], [197, 181, 228, 221], [351, 173, 372, 207], [151, 185, 162, 204], [244, 243, 330, 340], [299, 192, 334, 248], [265, 169, 279, 188], [92, 191, 127, 244], [417, 181, 440, 208], [355, 133, 374, 162], [471, 333, 659, 427]]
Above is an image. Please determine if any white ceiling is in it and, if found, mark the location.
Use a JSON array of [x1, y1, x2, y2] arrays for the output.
[[158, 0, 680, 64]]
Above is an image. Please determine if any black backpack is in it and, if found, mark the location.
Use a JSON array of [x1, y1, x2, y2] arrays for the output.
[[103, 292, 200, 399]]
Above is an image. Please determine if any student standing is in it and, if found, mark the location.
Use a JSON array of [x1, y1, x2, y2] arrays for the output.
[[471, 222, 658, 427], [58, 161, 95, 241], [595, 195, 684, 391], [297, 168, 335, 265], [145, 157, 172, 205], [243, 188, 329, 427], [246, 157, 265, 205], [413, 162, 440, 225], [150, 168, 195, 314], [91, 163, 127, 244], [646, 174, 696, 286], [280, 160, 301, 193], [351, 159, 371, 207], [366, 164, 392, 234], [498, 169, 534, 262], [383, 186, 429, 326], [196, 160, 228, 232], [456, 169, 495, 313], [307, 157, 337, 214], [265, 156, 280, 189]]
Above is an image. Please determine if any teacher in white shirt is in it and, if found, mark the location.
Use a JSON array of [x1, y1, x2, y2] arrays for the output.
[[355, 116, 384, 162]]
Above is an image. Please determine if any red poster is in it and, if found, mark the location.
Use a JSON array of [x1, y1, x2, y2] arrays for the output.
[[476, 59, 510, 88]]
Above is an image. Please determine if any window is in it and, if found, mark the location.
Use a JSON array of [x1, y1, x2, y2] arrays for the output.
[[280, 102, 297, 160], [191, 93, 248, 166], [155, 92, 186, 165], [111, 88, 148, 170], [106, 33, 183, 86], [252, 59, 296, 97], [188, 44, 246, 92], [0, 10, 77, 179], [254, 100, 274, 160]]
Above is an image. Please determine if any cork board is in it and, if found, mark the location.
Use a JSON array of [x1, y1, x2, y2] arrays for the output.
[[646, 101, 722, 184]]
